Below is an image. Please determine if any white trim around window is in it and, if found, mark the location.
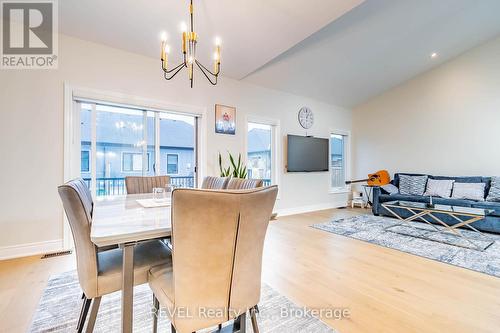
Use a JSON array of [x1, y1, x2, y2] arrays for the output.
[[329, 129, 351, 194], [245, 115, 281, 199], [166, 153, 179, 175]]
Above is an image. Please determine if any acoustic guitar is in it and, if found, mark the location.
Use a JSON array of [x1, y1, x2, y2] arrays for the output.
[[345, 170, 391, 186]]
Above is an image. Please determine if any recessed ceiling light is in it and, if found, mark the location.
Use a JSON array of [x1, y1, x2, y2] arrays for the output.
[[430, 52, 438, 59]]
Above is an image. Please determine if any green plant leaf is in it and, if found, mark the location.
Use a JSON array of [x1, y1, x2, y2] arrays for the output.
[[218, 152, 224, 176]]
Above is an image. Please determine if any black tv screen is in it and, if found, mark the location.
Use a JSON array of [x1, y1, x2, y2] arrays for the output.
[[287, 135, 329, 172]]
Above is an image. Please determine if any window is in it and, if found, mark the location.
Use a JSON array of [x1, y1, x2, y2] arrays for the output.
[[81, 150, 90, 172], [247, 120, 279, 187], [330, 133, 349, 190], [122, 152, 149, 172], [167, 154, 178, 174], [77, 100, 198, 197]]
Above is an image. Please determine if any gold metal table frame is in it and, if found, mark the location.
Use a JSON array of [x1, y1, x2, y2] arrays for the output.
[[381, 201, 495, 251]]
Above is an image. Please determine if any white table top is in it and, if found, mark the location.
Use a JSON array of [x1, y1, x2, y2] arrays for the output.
[[90, 193, 172, 247]]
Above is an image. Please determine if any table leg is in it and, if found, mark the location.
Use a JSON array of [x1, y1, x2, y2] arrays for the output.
[[121, 243, 135, 333], [363, 186, 373, 207]]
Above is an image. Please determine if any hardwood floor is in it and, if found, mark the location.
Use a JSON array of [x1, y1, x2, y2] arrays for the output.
[[1, 207, 500, 332]]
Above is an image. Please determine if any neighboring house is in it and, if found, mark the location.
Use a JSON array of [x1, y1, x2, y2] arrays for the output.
[[247, 128, 271, 180], [80, 111, 195, 192]]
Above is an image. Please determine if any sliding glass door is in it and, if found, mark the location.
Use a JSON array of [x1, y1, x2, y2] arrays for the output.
[[79, 102, 198, 197]]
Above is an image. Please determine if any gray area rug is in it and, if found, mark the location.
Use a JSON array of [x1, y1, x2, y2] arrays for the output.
[[312, 214, 500, 278], [30, 271, 336, 333]]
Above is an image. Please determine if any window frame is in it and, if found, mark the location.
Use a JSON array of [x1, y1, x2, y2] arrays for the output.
[[166, 153, 179, 175], [245, 115, 281, 196], [121, 151, 150, 173], [329, 130, 351, 194]]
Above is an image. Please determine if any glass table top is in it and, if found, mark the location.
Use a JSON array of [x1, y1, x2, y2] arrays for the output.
[[382, 200, 494, 216]]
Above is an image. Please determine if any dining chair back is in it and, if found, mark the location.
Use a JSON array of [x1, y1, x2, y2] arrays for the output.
[[59, 178, 172, 332], [200, 176, 230, 189], [125, 175, 170, 194], [58, 179, 98, 299], [151, 186, 278, 333], [226, 178, 264, 190]]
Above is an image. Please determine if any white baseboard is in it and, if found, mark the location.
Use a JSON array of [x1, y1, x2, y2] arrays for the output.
[[276, 201, 347, 217], [0, 239, 63, 261]]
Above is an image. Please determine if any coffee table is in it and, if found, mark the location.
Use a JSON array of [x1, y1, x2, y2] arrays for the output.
[[381, 200, 495, 251]]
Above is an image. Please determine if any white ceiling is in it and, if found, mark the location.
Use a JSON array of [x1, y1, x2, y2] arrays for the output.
[[243, 0, 500, 108], [59, 0, 363, 80]]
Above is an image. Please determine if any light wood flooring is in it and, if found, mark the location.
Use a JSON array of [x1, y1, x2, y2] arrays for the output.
[[1, 208, 499, 333]]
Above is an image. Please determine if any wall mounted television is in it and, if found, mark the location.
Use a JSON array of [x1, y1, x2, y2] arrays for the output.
[[287, 135, 329, 172]]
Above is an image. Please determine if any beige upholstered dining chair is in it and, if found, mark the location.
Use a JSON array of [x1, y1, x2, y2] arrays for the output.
[[200, 176, 230, 189], [226, 178, 264, 190], [125, 175, 171, 194], [149, 186, 278, 333], [58, 179, 172, 333]]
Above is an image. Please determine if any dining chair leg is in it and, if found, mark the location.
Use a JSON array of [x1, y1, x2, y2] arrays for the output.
[[171, 323, 176, 333], [77, 295, 91, 333], [240, 312, 247, 333], [249, 307, 259, 333], [84, 296, 101, 333], [233, 312, 246, 333], [152, 295, 159, 333]]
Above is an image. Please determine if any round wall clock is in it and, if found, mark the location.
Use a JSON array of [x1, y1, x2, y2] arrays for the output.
[[298, 107, 314, 129]]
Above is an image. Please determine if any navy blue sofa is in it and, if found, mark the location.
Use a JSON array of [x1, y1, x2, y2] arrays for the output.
[[372, 173, 500, 234]]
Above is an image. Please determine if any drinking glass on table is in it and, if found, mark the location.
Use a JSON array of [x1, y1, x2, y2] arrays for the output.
[[152, 187, 165, 202]]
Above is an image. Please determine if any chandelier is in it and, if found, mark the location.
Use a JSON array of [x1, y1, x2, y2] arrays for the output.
[[160, 0, 221, 88]]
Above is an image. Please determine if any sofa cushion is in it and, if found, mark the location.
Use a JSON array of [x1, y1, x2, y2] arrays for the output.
[[424, 179, 454, 198], [451, 182, 486, 201], [399, 175, 428, 196], [381, 184, 399, 195], [393, 173, 428, 188], [486, 176, 500, 202], [471, 202, 500, 217]]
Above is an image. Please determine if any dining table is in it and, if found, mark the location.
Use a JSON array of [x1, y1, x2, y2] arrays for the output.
[[90, 193, 172, 333]]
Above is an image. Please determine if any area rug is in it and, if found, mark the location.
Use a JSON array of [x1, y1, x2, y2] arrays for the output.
[[29, 271, 336, 333], [312, 214, 500, 278]]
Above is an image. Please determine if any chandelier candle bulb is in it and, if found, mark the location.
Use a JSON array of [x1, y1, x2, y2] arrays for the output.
[[162, 45, 169, 69], [182, 32, 187, 53], [160, 41, 166, 61]]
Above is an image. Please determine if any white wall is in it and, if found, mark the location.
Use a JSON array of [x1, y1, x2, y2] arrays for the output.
[[353, 36, 500, 180], [0, 35, 351, 257]]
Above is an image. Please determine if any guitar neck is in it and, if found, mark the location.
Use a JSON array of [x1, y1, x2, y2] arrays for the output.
[[345, 178, 369, 185]]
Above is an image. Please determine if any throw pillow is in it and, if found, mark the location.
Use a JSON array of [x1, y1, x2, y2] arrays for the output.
[[486, 177, 500, 202], [423, 179, 454, 198], [399, 175, 428, 196], [381, 184, 399, 195], [451, 182, 486, 201]]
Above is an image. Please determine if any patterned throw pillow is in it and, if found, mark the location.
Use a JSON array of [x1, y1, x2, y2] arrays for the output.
[[399, 175, 428, 196], [423, 179, 454, 198], [451, 182, 486, 201], [486, 177, 500, 202], [381, 184, 399, 195]]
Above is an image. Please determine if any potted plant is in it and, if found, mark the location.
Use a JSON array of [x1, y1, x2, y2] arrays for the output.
[[218, 152, 247, 179]]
